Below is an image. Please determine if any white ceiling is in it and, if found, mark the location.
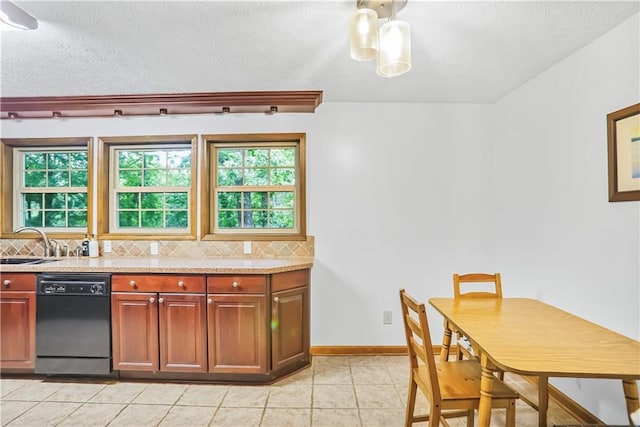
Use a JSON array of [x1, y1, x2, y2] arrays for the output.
[[1, 0, 638, 104]]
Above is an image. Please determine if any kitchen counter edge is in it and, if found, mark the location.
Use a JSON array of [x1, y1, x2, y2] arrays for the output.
[[0, 257, 314, 275]]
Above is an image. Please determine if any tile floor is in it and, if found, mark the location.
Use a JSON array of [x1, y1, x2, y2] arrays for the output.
[[1, 355, 581, 426]]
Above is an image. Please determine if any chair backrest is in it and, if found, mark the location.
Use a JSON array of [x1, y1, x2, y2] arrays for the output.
[[453, 273, 502, 299], [399, 288, 441, 402]]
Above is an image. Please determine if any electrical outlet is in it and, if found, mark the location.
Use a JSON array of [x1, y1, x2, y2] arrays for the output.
[[243, 241, 252, 255], [383, 311, 392, 324], [150, 241, 159, 255], [103, 240, 112, 253]]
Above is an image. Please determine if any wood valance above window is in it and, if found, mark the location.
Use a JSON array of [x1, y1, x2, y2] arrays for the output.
[[0, 90, 323, 120]]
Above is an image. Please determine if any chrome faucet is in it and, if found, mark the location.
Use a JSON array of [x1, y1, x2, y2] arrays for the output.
[[13, 226, 51, 257]]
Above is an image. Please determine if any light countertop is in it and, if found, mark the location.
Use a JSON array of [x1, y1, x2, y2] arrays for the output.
[[0, 257, 313, 275]]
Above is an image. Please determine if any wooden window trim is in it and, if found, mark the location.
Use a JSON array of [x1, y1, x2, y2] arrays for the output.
[[201, 133, 307, 241], [97, 135, 198, 240], [0, 137, 92, 238]]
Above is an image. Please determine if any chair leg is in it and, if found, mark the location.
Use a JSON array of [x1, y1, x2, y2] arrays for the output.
[[466, 409, 474, 427], [505, 398, 516, 427], [429, 404, 441, 427], [405, 376, 418, 426]]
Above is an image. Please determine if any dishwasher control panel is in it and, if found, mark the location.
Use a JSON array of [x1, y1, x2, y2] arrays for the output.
[[37, 274, 111, 296], [40, 282, 107, 295]]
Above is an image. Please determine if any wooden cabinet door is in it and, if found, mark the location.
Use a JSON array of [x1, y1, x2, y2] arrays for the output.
[[207, 294, 267, 374], [111, 292, 159, 371], [271, 286, 309, 371], [159, 293, 207, 373], [0, 291, 35, 369]]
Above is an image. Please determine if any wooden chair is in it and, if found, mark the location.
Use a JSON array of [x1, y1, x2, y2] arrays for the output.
[[453, 273, 502, 363], [399, 289, 518, 427]]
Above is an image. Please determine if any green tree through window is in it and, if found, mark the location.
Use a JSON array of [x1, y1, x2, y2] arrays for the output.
[[113, 146, 191, 231], [18, 149, 88, 229], [215, 145, 297, 231]]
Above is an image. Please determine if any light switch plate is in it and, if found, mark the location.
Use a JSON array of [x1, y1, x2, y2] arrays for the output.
[[150, 241, 159, 255], [243, 241, 252, 254], [383, 311, 392, 324], [103, 240, 112, 253]]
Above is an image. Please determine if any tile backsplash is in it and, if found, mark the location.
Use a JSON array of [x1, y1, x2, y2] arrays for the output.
[[0, 236, 314, 259]]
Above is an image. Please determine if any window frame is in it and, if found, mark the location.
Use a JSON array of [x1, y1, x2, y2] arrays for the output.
[[97, 135, 198, 240], [202, 133, 307, 241], [0, 137, 93, 238]]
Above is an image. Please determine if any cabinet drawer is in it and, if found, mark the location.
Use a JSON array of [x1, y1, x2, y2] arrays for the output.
[[113, 275, 205, 293], [207, 275, 267, 293], [0, 273, 36, 292], [272, 269, 310, 292]]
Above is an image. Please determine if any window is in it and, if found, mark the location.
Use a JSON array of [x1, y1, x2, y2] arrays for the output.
[[0, 138, 92, 237], [15, 148, 88, 230], [98, 136, 197, 239], [203, 133, 306, 240]]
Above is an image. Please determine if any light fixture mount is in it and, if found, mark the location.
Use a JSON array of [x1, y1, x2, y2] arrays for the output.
[[0, 1, 38, 30], [356, 0, 407, 19]]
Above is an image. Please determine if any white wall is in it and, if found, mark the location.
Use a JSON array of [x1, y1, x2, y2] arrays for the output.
[[308, 103, 494, 345], [492, 13, 639, 424]]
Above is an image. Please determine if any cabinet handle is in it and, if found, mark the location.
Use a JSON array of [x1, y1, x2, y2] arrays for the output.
[[207, 298, 212, 304], [158, 297, 164, 303], [232, 281, 239, 288], [129, 280, 136, 288], [177, 280, 185, 288], [3, 279, 10, 287], [149, 297, 155, 303], [273, 296, 279, 303]]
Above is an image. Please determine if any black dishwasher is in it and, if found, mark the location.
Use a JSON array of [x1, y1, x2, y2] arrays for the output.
[[36, 273, 112, 376]]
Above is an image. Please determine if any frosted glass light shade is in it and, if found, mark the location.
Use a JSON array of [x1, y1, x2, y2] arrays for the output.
[[376, 50, 390, 77], [378, 20, 411, 77], [349, 8, 378, 61]]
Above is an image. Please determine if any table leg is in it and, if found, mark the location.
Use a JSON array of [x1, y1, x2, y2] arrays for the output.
[[478, 353, 496, 427], [622, 379, 639, 425], [440, 320, 452, 362], [538, 375, 548, 427]]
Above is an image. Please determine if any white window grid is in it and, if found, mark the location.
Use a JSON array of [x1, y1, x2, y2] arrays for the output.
[[109, 144, 192, 234], [13, 147, 88, 232], [212, 142, 300, 235]]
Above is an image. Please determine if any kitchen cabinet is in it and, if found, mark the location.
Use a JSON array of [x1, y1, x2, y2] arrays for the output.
[[207, 275, 267, 374], [0, 273, 36, 370], [111, 274, 207, 373], [271, 269, 310, 371]]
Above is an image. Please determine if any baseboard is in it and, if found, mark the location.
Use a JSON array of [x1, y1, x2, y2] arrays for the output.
[[310, 345, 603, 426], [310, 345, 458, 356], [310, 345, 408, 355], [523, 376, 605, 426]]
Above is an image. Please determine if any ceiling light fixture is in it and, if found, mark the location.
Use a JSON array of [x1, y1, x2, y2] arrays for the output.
[[349, 0, 411, 78], [0, 1, 38, 30]]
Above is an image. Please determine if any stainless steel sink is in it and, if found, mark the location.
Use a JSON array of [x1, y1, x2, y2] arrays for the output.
[[0, 258, 59, 265]]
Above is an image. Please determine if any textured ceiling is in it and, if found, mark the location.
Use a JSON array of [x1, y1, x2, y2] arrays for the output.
[[1, 0, 638, 103]]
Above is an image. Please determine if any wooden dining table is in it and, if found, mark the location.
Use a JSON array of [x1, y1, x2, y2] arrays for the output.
[[429, 297, 640, 427]]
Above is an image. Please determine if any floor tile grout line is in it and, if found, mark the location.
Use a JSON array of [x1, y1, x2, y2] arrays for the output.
[[152, 385, 190, 427]]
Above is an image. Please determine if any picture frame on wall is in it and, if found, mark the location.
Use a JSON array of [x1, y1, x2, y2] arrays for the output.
[[607, 103, 640, 202]]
